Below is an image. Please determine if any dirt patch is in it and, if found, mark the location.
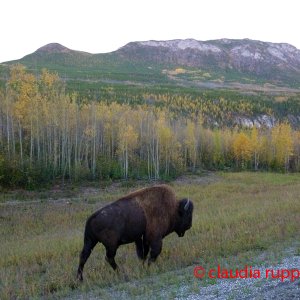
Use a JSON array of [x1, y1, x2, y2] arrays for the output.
[[173, 172, 221, 185], [0, 173, 220, 206]]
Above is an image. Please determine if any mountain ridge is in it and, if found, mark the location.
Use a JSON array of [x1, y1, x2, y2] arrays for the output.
[[34, 43, 93, 56], [117, 38, 300, 82], [35, 43, 72, 53], [1, 38, 300, 89]]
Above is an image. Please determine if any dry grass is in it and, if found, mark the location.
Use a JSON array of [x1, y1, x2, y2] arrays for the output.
[[0, 172, 299, 299]]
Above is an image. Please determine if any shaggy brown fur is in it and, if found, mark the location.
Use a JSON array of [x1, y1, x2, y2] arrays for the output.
[[123, 184, 178, 240], [77, 184, 193, 281]]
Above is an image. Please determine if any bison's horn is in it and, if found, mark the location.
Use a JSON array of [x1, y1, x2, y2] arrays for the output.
[[184, 199, 190, 211]]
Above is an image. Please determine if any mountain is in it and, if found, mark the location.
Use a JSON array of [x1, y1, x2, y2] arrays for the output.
[[11, 43, 97, 68], [1, 39, 300, 92], [118, 38, 300, 86], [35, 43, 73, 53]]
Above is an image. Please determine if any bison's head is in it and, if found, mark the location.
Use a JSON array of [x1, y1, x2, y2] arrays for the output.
[[175, 198, 194, 237]]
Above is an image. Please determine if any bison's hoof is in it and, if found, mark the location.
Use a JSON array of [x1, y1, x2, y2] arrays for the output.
[[77, 273, 83, 282]]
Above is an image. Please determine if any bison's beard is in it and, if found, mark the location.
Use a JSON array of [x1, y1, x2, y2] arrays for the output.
[[177, 232, 185, 237]]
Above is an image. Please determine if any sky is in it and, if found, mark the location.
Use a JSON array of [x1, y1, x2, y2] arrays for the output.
[[1, 0, 299, 63]]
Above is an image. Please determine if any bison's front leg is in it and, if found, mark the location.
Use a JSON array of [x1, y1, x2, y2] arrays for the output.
[[135, 238, 144, 260], [135, 238, 150, 261], [143, 240, 150, 261], [105, 246, 118, 270], [148, 239, 162, 266]]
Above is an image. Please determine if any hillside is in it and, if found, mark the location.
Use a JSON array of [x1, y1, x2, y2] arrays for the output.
[[119, 39, 300, 86], [1, 38, 300, 91]]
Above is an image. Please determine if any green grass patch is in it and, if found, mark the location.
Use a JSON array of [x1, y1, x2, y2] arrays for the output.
[[0, 172, 299, 299]]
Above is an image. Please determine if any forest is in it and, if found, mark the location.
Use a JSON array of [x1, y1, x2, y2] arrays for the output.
[[0, 65, 300, 188]]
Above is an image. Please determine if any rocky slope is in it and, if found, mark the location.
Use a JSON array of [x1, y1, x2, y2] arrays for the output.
[[118, 38, 300, 85]]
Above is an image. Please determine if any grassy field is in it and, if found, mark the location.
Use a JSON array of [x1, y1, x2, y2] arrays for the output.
[[0, 172, 300, 299]]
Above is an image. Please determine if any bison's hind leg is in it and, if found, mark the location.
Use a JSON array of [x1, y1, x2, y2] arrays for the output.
[[104, 245, 119, 270], [77, 238, 97, 281]]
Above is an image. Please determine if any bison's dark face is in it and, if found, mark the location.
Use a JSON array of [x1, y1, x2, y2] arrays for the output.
[[175, 198, 194, 237]]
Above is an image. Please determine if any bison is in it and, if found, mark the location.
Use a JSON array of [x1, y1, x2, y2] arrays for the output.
[[77, 184, 193, 281]]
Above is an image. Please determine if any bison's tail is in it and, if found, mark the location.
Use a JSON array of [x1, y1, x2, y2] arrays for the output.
[[82, 218, 98, 254], [84, 218, 94, 243], [77, 220, 98, 281]]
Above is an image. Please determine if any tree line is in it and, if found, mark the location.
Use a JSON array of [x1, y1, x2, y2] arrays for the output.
[[0, 65, 299, 188]]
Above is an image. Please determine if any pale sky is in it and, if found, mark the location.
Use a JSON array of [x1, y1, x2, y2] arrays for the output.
[[1, 0, 299, 63]]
